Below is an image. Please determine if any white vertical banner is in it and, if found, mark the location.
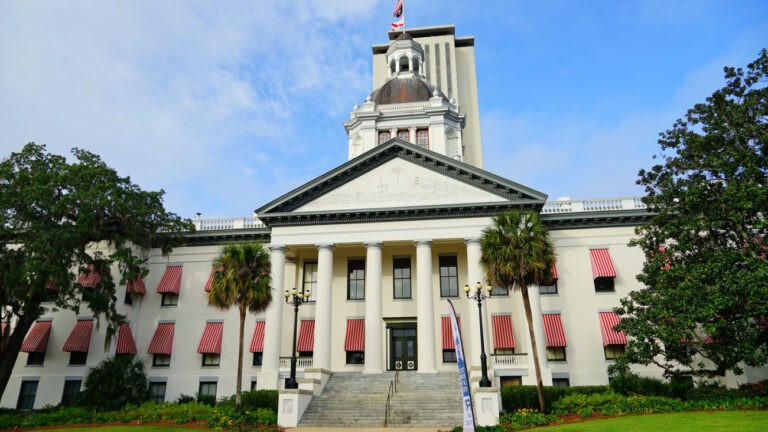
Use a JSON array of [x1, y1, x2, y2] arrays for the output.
[[447, 299, 475, 431]]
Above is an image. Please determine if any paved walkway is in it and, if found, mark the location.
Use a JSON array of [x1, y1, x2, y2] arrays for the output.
[[287, 428, 449, 432]]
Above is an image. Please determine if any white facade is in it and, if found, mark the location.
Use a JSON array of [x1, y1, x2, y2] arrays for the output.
[[3, 25, 764, 412]]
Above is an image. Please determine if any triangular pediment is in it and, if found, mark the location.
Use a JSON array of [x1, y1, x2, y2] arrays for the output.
[[256, 139, 547, 226]]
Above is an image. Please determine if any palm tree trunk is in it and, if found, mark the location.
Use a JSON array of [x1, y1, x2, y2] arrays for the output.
[[236, 305, 246, 410], [521, 285, 546, 413]]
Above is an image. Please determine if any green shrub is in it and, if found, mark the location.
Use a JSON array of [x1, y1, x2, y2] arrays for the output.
[[206, 405, 278, 430], [499, 408, 555, 429], [500, 385, 607, 412], [176, 394, 197, 404], [77, 355, 149, 411], [610, 373, 670, 397], [220, 389, 279, 413]]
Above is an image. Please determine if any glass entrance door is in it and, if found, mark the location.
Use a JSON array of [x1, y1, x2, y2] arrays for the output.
[[390, 327, 417, 370]]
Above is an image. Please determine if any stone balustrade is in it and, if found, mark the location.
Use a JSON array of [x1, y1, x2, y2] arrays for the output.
[[541, 197, 646, 214], [280, 356, 314, 370], [490, 353, 528, 368], [192, 217, 266, 231]]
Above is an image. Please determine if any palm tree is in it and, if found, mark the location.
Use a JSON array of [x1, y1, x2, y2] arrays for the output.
[[480, 210, 555, 413], [209, 242, 272, 410]]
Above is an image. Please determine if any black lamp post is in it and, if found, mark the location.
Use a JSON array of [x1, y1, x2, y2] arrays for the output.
[[284, 288, 310, 389], [465, 281, 493, 387]]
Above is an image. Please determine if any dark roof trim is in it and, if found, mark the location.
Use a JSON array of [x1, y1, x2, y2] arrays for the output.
[[180, 228, 271, 246], [541, 209, 652, 230], [388, 25, 455, 40]]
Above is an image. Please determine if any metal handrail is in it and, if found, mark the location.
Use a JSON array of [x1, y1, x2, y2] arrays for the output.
[[384, 371, 399, 426]]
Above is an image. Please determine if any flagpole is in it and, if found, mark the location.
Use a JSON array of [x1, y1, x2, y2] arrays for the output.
[[402, 0, 406, 34]]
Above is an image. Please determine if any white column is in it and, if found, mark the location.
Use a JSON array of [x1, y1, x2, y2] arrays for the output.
[[389, 128, 398, 140], [416, 240, 436, 373], [260, 245, 286, 389], [465, 238, 489, 371], [364, 241, 383, 373], [528, 286, 551, 385], [314, 244, 335, 370], [408, 126, 417, 144]]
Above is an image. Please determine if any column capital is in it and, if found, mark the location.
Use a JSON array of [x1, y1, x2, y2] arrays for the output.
[[464, 237, 481, 246], [364, 241, 383, 249], [316, 243, 335, 252], [269, 244, 287, 253], [414, 239, 433, 247]]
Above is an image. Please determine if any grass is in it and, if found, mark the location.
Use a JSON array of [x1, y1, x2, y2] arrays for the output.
[[538, 410, 768, 431], [38, 427, 202, 432]]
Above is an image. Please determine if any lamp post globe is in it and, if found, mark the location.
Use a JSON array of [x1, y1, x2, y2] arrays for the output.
[[465, 281, 493, 388], [285, 288, 309, 389]]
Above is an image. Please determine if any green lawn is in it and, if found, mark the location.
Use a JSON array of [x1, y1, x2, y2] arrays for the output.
[[538, 410, 768, 431], [39, 427, 204, 432]]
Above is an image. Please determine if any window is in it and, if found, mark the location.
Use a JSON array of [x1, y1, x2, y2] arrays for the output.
[[153, 354, 171, 367], [69, 351, 87, 365], [252, 352, 263, 367], [539, 280, 558, 295], [500, 376, 522, 387], [149, 382, 166, 403], [199, 381, 217, 399], [594, 277, 615, 292], [494, 347, 515, 355], [347, 259, 365, 300], [26, 352, 45, 366], [397, 130, 410, 142], [552, 378, 570, 387], [250, 380, 258, 391], [416, 129, 429, 149], [393, 257, 412, 299], [491, 284, 509, 296], [604, 344, 625, 360], [378, 131, 391, 145], [161, 293, 178, 306], [202, 353, 220, 367], [442, 349, 457, 363], [17, 380, 38, 410], [302, 262, 317, 301], [124, 290, 133, 305], [346, 351, 364, 365], [439, 256, 459, 297], [546, 347, 567, 361], [61, 379, 81, 406]]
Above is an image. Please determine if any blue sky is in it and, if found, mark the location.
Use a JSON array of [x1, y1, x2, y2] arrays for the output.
[[1, 1, 766, 219]]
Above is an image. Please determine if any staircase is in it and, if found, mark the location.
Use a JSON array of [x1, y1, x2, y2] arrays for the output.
[[298, 371, 464, 428]]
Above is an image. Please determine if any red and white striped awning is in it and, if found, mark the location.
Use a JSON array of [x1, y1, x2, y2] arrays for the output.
[[441, 316, 461, 349], [599, 312, 627, 346], [197, 322, 223, 354], [116, 322, 137, 355], [296, 320, 315, 352], [156, 266, 182, 294], [1, 322, 6, 335], [344, 319, 365, 351], [249, 321, 266, 353], [63, 319, 93, 352], [551, 263, 559, 280], [204, 266, 222, 292], [491, 315, 515, 349], [21, 321, 52, 353], [77, 266, 101, 288], [542, 314, 567, 347], [590, 249, 617, 279], [148, 322, 175, 354], [127, 277, 146, 295]]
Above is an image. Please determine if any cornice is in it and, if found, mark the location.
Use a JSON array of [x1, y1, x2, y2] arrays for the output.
[[541, 209, 652, 230]]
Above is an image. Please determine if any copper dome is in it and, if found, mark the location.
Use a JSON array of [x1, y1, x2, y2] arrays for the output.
[[370, 76, 448, 105]]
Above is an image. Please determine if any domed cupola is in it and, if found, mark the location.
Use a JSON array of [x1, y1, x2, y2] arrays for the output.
[[369, 76, 448, 105]]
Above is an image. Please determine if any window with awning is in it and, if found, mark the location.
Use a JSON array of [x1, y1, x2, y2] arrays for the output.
[[63, 319, 93, 353], [441, 316, 461, 363], [148, 322, 175, 355], [296, 320, 315, 353], [204, 266, 222, 293], [599, 312, 627, 360], [543, 313, 567, 361], [540, 263, 559, 295], [156, 266, 182, 294], [590, 249, 616, 292], [345, 319, 365, 365], [250, 321, 266, 366], [491, 315, 515, 352], [116, 322, 137, 355], [21, 321, 52, 353], [197, 322, 223, 354], [77, 266, 101, 288]]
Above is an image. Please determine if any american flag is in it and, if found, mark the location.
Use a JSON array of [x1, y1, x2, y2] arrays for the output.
[[393, 0, 403, 18]]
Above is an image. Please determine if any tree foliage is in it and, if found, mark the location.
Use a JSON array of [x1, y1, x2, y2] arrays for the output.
[[481, 210, 556, 412], [209, 242, 272, 410], [615, 49, 768, 378], [0, 143, 193, 399], [77, 355, 149, 410]]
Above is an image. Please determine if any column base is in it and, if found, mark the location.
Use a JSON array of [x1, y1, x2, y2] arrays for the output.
[[472, 386, 501, 427], [277, 389, 314, 427]]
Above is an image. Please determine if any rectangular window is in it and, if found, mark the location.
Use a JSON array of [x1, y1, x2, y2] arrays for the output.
[[494, 347, 515, 355], [69, 351, 87, 365], [347, 259, 365, 300], [346, 351, 364, 365], [17, 380, 38, 410], [500, 376, 522, 387], [252, 352, 263, 367], [397, 130, 410, 142], [439, 256, 459, 297], [26, 352, 45, 366], [594, 277, 615, 292], [491, 284, 509, 296], [202, 353, 220, 367], [303, 262, 317, 301], [124, 290, 133, 305], [442, 349, 457, 363], [552, 378, 570, 387], [393, 257, 412, 299], [153, 354, 171, 367], [199, 381, 217, 399], [416, 129, 429, 149], [61, 379, 81, 406], [250, 380, 258, 391], [378, 131, 391, 145], [161, 293, 179, 306], [546, 347, 566, 361], [604, 344, 625, 360], [540, 281, 558, 295], [149, 382, 166, 403]]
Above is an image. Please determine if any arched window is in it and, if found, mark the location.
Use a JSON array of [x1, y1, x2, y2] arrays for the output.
[[399, 56, 409, 72]]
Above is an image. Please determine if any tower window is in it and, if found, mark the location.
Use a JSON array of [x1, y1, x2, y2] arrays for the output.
[[416, 129, 429, 149], [378, 131, 391, 145], [397, 130, 410, 142], [399, 56, 409, 72]]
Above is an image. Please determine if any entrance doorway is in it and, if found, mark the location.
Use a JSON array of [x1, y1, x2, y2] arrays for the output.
[[389, 325, 417, 371]]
